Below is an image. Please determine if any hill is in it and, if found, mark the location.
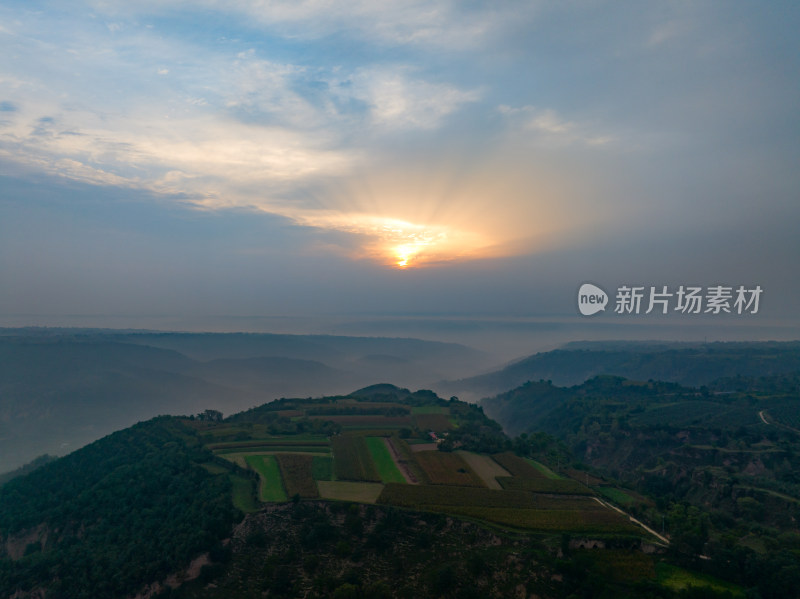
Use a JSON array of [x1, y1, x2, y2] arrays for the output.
[[441, 341, 800, 399], [0, 417, 241, 598], [1, 385, 735, 599], [480, 374, 800, 598]]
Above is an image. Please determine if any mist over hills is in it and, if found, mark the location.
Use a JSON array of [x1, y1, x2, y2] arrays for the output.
[[0, 329, 486, 473], [5, 330, 800, 475], [440, 341, 800, 401]]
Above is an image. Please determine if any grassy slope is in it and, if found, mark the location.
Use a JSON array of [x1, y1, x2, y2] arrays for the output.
[[365, 437, 407, 484], [245, 455, 287, 502]]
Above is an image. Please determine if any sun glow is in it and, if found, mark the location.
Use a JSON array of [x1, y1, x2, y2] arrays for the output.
[[278, 160, 566, 269], [393, 242, 425, 268]]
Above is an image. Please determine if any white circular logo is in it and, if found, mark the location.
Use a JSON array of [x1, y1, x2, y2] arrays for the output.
[[578, 283, 608, 316]]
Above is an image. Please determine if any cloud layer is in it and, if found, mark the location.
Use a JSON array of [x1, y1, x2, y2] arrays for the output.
[[1, 0, 798, 326]]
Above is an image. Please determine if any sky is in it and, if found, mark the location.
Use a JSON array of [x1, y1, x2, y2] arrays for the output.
[[1, 1, 799, 353]]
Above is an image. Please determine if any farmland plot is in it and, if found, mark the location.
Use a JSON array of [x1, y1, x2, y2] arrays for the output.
[[492, 452, 549, 478], [413, 451, 486, 487], [317, 481, 384, 503], [245, 455, 287, 503], [456, 451, 510, 490], [413, 413, 453, 431], [332, 435, 381, 482], [365, 437, 407, 483], [497, 476, 593, 495], [275, 453, 318, 498], [433, 506, 640, 534]]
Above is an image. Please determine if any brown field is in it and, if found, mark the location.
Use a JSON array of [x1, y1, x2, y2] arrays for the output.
[[277, 410, 304, 418], [456, 451, 511, 490], [492, 452, 547, 478], [331, 435, 381, 482], [310, 415, 413, 426], [566, 468, 605, 486], [317, 481, 385, 503], [274, 453, 318, 498], [414, 451, 486, 487], [410, 443, 438, 452], [424, 505, 641, 534], [330, 401, 410, 411], [378, 483, 535, 509], [378, 483, 600, 511], [207, 439, 329, 451], [413, 414, 453, 431], [497, 476, 593, 495]]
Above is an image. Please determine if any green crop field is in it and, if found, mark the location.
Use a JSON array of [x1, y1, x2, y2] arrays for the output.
[[598, 487, 637, 505], [365, 437, 407, 483], [656, 563, 745, 597], [525, 458, 561, 479], [229, 473, 259, 513], [245, 455, 288, 502], [415, 451, 485, 487], [332, 435, 381, 482], [312, 455, 334, 481]]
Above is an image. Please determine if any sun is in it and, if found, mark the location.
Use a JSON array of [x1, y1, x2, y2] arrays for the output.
[[394, 244, 419, 268]]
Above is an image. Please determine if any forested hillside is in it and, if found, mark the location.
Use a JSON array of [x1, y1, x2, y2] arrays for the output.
[[444, 342, 800, 399], [481, 375, 800, 598], [0, 418, 241, 598]]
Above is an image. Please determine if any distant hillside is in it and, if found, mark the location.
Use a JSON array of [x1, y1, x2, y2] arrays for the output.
[[442, 341, 800, 400], [479, 374, 800, 598], [0, 330, 485, 473], [119, 331, 485, 378]]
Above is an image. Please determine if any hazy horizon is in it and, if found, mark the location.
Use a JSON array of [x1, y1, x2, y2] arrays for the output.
[[2, 2, 799, 349], [2, 313, 798, 369]]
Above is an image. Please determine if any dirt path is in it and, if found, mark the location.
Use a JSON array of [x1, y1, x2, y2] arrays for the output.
[[384, 437, 419, 484], [759, 410, 800, 434], [592, 497, 669, 545]]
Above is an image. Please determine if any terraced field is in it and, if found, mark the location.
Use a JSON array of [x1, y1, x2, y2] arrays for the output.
[[415, 450, 485, 487], [193, 392, 655, 543], [365, 437, 407, 483], [275, 453, 318, 498], [245, 455, 287, 502], [332, 435, 381, 482], [456, 451, 510, 490]]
